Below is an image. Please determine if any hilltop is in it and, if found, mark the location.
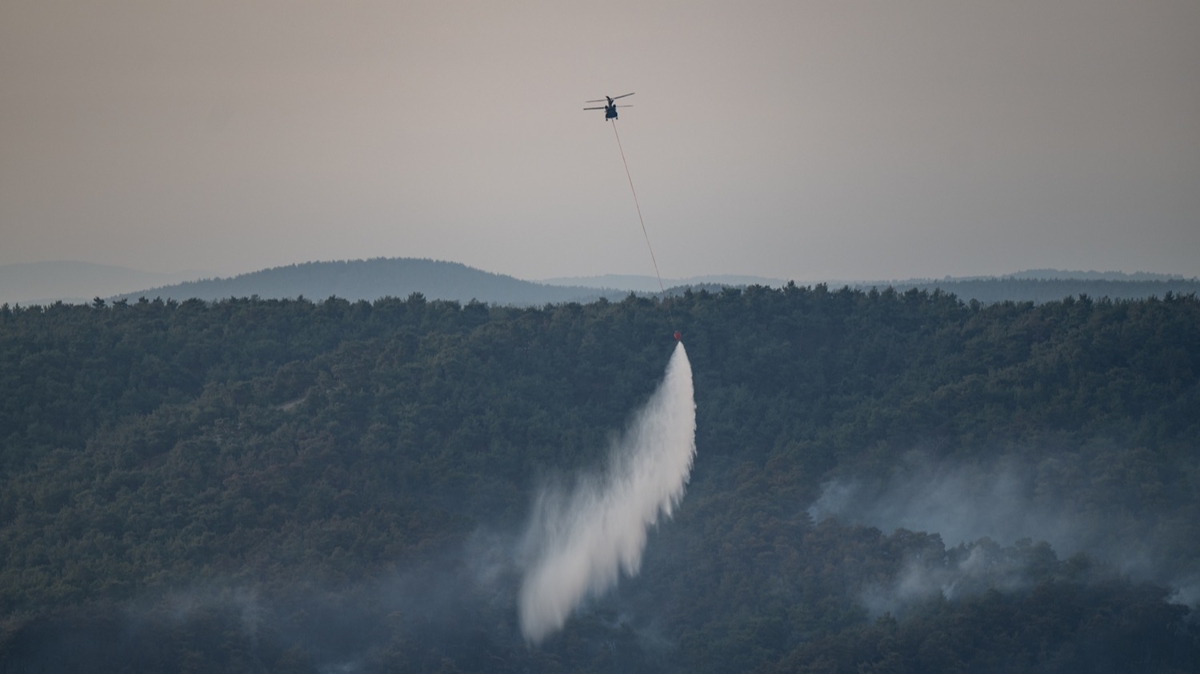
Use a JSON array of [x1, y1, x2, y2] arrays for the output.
[[110, 258, 622, 305]]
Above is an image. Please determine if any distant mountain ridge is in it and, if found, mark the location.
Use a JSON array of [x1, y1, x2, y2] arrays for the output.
[[6, 259, 1197, 307], [110, 258, 625, 306], [845, 277, 1200, 305], [539, 274, 787, 293], [1005, 269, 1186, 281]]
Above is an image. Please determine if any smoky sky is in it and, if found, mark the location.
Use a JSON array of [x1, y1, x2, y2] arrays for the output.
[[2, 1, 1197, 280]]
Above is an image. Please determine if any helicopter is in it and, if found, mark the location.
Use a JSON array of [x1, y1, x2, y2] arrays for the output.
[[584, 92, 634, 120]]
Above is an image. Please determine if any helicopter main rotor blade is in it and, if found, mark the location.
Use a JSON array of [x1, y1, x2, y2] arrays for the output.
[[611, 92, 634, 100], [585, 98, 607, 103], [583, 106, 606, 110]]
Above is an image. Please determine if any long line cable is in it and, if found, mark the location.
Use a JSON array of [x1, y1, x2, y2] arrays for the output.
[[611, 120, 668, 303]]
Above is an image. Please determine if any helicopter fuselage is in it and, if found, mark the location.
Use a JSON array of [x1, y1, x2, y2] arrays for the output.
[[584, 92, 633, 121]]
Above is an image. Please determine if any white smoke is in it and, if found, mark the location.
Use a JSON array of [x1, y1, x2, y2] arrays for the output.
[[518, 342, 696, 644], [860, 540, 1040, 618], [807, 452, 1200, 602], [806, 457, 1088, 551]]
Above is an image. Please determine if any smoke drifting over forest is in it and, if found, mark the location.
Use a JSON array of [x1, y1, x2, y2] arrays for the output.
[[807, 452, 1200, 610], [807, 457, 1082, 549], [518, 342, 696, 643], [859, 539, 1050, 618]]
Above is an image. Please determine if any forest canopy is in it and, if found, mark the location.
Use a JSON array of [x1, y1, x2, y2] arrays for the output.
[[1, 286, 1198, 672]]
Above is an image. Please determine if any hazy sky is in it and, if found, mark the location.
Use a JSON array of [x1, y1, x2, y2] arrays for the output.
[[3, 1, 1197, 281]]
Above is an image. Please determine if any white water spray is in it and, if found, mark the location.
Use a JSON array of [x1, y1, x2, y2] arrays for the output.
[[518, 342, 696, 643]]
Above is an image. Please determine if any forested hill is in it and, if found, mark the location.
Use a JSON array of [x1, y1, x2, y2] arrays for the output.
[[110, 258, 624, 305], [2, 288, 1199, 672]]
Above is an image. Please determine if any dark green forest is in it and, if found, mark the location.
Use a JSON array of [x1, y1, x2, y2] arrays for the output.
[[1, 286, 1198, 672]]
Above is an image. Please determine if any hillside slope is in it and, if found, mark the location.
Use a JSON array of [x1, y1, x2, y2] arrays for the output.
[[1, 288, 1198, 672]]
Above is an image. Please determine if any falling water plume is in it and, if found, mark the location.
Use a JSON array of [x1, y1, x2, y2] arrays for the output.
[[518, 342, 696, 643]]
